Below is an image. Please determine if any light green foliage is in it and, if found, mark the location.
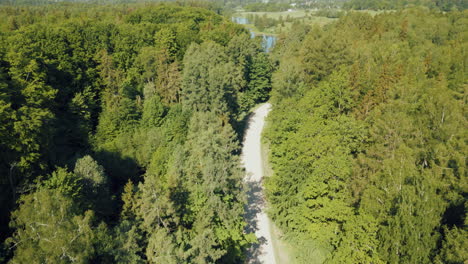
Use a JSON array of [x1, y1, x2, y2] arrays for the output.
[[74, 155, 111, 215], [74, 155, 107, 193], [7, 188, 97, 263], [317, 67, 356, 114], [44, 167, 82, 199], [154, 28, 178, 59], [141, 94, 166, 128], [266, 8, 467, 264], [10, 59, 57, 107], [12, 106, 54, 171], [146, 228, 179, 264], [121, 180, 138, 220], [95, 94, 141, 139], [435, 225, 468, 264], [328, 213, 382, 264], [266, 79, 368, 255]]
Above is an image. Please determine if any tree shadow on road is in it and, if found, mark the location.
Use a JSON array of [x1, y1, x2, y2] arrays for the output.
[[237, 110, 256, 148], [244, 179, 269, 263]]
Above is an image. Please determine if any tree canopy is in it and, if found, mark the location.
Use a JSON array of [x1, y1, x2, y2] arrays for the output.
[[0, 2, 271, 262], [265, 8, 467, 263]]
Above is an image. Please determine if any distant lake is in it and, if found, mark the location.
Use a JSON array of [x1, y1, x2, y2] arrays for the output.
[[232, 17, 277, 52], [232, 17, 249, 25]]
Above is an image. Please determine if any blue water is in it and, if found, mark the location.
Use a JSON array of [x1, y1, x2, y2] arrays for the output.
[[250, 32, 277, 53], [232, 17, 249, 25], [232, 17, 277, 53]]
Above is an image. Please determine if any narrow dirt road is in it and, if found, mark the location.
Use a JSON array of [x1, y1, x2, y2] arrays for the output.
[[242, 103, 276, 264]]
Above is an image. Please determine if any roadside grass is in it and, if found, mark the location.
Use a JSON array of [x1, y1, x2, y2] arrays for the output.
[[283, 233, 330, 264]]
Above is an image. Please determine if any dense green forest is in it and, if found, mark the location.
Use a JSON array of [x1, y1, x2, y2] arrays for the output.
[[0, 3, 273, 262], [0, 0, 467, 263], [265, 7, 467, 263]]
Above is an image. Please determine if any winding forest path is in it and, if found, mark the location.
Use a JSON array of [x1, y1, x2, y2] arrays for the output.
[[242, 103, 276, 264]]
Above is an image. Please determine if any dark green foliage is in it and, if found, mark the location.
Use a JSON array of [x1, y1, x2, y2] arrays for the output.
[[0, 2, 270, 262], [181, 112, 253, 263], [182, 41, 241, 117], [113, 220, 145, 264], [246, 53, 273, 104]]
